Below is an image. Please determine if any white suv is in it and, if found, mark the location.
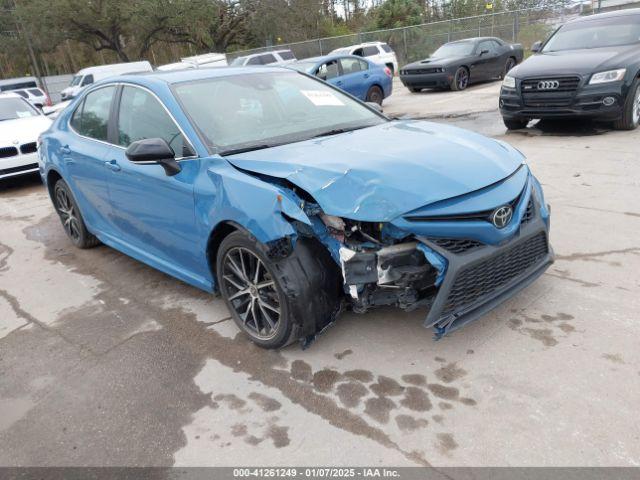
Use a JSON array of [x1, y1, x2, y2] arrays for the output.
[[230, 49, 297, 67], [330, 42, 399, 75], [12, 87, 51, 109]]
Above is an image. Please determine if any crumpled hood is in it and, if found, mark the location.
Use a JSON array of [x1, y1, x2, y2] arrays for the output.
[[225, 120, 524, 222], [0, 116, 51, 146], [511, 45, 638, 78]]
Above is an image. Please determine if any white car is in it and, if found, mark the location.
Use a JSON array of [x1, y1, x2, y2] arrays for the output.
[[61, 61, 153, 100], [42, 100, 71, 119], [229, 49, 296, 66], [330, 41, 399, 75], [12, 87, 52, 109], [0, 93, 52, 180]]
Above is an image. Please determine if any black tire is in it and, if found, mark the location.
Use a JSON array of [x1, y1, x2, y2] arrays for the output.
[[409, 87, 422, 93], [53, 179, 100, 249], [502, 57, 516, 78], [613, 78, 640, 130], [451, 66, 470, 91], [503, 117, 529, 130], [366, 85, 384, 105], [216, 230, 341, 349]]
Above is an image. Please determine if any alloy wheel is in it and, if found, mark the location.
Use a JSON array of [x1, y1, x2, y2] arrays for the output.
[[55, 187, 81, 242], [457, 68, 469, 89], [633, 85, 640, 125], [221, 247, 281, 340]]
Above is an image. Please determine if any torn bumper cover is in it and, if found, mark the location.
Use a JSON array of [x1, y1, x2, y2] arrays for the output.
[[333, 180, 553, 339]]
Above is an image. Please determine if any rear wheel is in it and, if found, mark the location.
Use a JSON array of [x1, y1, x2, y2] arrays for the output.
[[502, 57, 516, 78], [613, 78, 640, 130], [409, 87, 422, 93], [53, 179, 100, 249], [503, 118, 529, 130], [366, 85, 384, 105], [451, 67, 469, 91]]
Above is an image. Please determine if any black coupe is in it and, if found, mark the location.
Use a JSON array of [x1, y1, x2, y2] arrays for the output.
[[400, 37, 524, 92]]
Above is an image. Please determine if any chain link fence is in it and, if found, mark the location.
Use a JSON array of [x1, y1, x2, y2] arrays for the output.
[[226, 2, 638, 66]]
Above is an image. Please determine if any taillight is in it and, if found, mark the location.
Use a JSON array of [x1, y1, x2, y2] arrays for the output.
[[384, 67, 392, 77], [45, 94, 52, 107]]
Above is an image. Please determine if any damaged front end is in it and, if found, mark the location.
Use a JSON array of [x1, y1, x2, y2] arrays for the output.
[[290, 200, 449, 335]]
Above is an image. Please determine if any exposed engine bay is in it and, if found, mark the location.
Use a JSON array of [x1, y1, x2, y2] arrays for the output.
[[289, 199, 447, 317]]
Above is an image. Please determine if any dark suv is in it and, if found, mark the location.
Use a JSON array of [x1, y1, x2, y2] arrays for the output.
[[500, 9, 640, 130]]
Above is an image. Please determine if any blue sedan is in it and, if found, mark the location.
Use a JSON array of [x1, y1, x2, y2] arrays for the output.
[[39, 67, 553, 349], [291, 54, 393, 104]]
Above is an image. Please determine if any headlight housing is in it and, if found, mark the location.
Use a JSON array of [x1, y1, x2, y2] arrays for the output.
[[502, 75, 516, 89], [589, 69, 626, 84]]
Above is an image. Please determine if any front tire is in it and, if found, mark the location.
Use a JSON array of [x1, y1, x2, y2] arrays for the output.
[[366, 85, 384, 105], [502, 57, 516, 78], [216, 231, 341, 349], [503, 118, 529, 130], [451, 67, 469, 91], [409, 87, 422, 93], [613, 78, 640, 130], [53, 179, 100, 249]]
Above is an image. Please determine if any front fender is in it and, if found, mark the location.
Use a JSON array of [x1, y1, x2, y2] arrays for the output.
[[195, 159, 311, 249]]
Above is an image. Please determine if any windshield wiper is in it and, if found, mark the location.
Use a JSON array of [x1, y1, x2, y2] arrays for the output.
[[311, 125, 369, 139], [218, 144, 272, 156]]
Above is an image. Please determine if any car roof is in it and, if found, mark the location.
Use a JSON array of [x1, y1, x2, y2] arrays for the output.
[[295, 54, 368, 64], [106, 66, 296, 87], [240, 49, 292, 59], [0, 92, 23, 99], [570, 7, 640, 22]]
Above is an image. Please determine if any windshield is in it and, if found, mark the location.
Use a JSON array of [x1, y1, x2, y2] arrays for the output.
[[230, 57, 246, 66], [174, 71, 386, 154], [0, 97, 39, 121], [433, 41, 475, 57], [70, 75, 82, 86], [544, 15, 640, 51]]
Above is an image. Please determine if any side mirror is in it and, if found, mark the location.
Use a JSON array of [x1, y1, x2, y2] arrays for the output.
[[480, 49, 490, 56], [531, 41, 543, 53], [125, 138, 182, 176], [366, 101, 383, 113]]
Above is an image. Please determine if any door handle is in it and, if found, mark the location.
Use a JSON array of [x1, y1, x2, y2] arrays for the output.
[[336, 81, 343, 85], [105, 159, 121, 172], [364, 73, 370, 78], [60, 145, 71, 155]]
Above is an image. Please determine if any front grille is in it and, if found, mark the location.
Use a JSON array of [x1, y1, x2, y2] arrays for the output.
[[521, 198, 534, 224], [521, 76, 580, 108], [430, 238, 484, 254], [0, 163, 38, 175], [521, 76, 580, 92], [0, 146, 18, 158], [404, 68, 442, 75], [20, 142, 37, 154], [441, 232, 549, 316]]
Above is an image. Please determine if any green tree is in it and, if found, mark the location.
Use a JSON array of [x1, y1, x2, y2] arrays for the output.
[[373, 0, 424, 29]]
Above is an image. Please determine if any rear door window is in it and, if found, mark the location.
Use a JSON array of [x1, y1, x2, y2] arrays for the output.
[[71, 86, 116, 142], [362, 46, 379, 56], [246, 56, 262, 65], [14, 90, 29, 99], [260, 54, 277, 65], [339, 57, 365, 74], [28, 88, 44, 96], [380, 43, 393, 53], [278, 50, 295, 60]]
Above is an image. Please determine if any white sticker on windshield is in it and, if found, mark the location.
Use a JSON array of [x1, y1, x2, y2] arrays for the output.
[[301, 90, 344, 106]]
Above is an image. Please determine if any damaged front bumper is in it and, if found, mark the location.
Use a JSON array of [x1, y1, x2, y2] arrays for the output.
[[335, 174, 553, 339]]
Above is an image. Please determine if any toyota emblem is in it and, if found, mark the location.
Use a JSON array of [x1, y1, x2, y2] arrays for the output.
[[537, 80, 559, 90], [491, 206, 513, 229]]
